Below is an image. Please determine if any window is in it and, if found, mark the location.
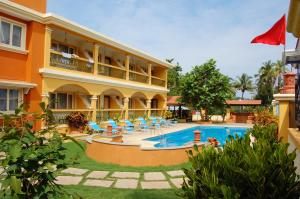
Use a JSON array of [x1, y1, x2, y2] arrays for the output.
[[49, 93, 73, 109], [0, 89, 20, 112], [51, 42, 76, 54], [0, 18, 26, 50]]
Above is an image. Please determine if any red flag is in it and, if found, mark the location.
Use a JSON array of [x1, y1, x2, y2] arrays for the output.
[[251, 15, 286, 45]]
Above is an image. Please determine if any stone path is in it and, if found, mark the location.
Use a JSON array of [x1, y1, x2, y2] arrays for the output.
[[55, 167, 185, 189]]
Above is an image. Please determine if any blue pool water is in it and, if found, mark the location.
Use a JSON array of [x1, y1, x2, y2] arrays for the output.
[[145, 126, 249, 148]]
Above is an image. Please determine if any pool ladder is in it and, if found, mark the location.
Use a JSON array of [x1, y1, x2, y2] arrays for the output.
[[159, 133, 167, 147]]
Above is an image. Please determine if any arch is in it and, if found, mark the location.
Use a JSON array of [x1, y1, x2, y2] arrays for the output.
[[100, 88, 125, 98], [53, 84, 91, 95], [151, 94, 166, 109], [130, 91, 147, 99]]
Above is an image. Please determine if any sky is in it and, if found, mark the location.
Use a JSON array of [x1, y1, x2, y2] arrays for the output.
[[47, 0, 296, 80]]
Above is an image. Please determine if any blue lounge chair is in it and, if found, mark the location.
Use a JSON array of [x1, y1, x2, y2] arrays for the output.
[[88, 121, 105, 132], [108, 119, 122, 131], [150, 117, 161, 129], [124, 120, 134, 133], [137, 117, 149, 131]]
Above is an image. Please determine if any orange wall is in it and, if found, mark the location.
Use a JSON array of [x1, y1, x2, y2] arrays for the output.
[[10, 0, 47, 13]]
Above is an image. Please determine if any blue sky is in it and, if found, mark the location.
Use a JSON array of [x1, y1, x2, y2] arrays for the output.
[[48, 0, 296, 79]]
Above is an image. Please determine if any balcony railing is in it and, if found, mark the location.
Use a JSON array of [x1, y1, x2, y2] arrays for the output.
[[151, 76, 166, 87], [50, 50, 94, 73], [51, 109, 92, 124], [98, 63, 126, 79], [128, 109, 148, 118], [129, 71, 149, 84]]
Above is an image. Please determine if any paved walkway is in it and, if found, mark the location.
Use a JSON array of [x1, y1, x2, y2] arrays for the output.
[[55, 167, 185, 189]]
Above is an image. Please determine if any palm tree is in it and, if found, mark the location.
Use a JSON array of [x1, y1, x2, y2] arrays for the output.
[[274, 60, 288, 92], [233, 73, 254, 99]]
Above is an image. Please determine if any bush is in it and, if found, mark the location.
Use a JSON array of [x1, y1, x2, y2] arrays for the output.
[[66, 112, 88, 129], [0, 103, 83, 198], [254, 108, 278, 126], [181, 124, 300, 199]]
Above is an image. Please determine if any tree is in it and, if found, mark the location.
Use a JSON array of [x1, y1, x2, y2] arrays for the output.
[[255, 60, 276, 105], [180, 59, 232, 121], [274, 60, 288, 93], [233, 73, 254, 99], [166, 58, 183, 96]]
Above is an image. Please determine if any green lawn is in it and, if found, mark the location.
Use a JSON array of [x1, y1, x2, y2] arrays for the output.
[[61, 141, 189, 198], [63, 141, 191, 172]]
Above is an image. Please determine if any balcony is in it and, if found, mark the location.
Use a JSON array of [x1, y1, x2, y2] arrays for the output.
[[151, 76, 166, 87], [129, 71, 149, 83], [98, 63, 126, 79], [50, 50, 94, 73]]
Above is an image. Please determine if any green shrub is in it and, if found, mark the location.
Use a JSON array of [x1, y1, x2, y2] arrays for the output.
[[0, 103, 82, 199], [181, 124, 300, 199]]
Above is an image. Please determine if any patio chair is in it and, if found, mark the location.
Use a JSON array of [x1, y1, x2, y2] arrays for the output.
[[124, 120, 135, 133], [108, 119, 122, 132], [137, 117, 149, 131], [88, 121, 105, 133]]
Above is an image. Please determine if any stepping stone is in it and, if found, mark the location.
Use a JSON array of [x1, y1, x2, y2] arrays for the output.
[[141, 181, 171, 189], [167, 170, 184, 177], [61, 168, 89, 175], [170, 178, 184, 188], [114, 179, 138, 189], [86, 171, 109, 179], [144, 172, 166, 181], [83, 179, 114, 187], [55, 176, 82, 185], [111, 172, 140, 179]]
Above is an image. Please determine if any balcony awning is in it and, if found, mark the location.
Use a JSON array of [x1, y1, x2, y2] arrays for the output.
[[287, 0, 300, 38], [0, 79, 37, 94]]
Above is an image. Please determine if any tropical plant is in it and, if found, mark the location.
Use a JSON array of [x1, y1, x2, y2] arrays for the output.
[[233, 73, 254, 99], [164, 110, 173, 119], [66, 112, 88, 129], [112, 113, 122, 124], [254, 107, 278, 127], [0, 103, 83, 198], [180, 59, 232, 121], [166, 58, 183, 96], [181, 124, 300, 199]]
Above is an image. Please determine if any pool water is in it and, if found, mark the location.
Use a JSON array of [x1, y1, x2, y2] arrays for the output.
[[145, 126, 249, 148]]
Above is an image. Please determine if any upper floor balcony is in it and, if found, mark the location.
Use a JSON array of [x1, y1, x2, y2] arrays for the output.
[[45, 27, 168, 88]]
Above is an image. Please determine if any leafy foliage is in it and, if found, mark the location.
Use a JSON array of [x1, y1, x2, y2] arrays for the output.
[[181, 124, 300, 199], [180, 59, 232, 121], [166, 58, 183, 96], [0, 103, 83, 199], [66, 112, 88, 129], [254, 108, 278, 127]]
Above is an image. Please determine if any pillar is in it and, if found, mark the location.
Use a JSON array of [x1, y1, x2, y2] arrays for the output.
[[124, 97, 129, 119], [93, 44, 99, 75], [147, 99, 152, 117], [148, 63, 152, 85], [225, 108, 231, 121], [125, 55, 130, 80], [41, 93, 49, 128], [165, 69, 168, 88], [44, 26, 52, 67], [91, 95, 98, 122]]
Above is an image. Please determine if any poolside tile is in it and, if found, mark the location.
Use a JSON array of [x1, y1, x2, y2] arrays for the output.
[[111, 172, 140, 179], [167, 170, 184, 177], [114, 179, 138, 189], [144, 172, 166, 181], [141, 181, 171, 189], [170, 178, 184, 188], [86, 171, 109, 179], [83, 179, 114, 187], [61, 168, 89, 175], [55, 176, 82, 185]]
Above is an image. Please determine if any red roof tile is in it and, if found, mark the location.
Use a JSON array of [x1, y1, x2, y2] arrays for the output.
[[167, 96, 183, 105]]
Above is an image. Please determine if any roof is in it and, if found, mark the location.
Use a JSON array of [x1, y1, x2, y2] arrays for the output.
[[226, 100, 262, 106], [287, 0, 300, 38], [0, 0, 174, 69], [167, 96, 183, 106]]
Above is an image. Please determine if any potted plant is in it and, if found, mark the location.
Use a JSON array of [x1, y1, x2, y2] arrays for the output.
[[65, 112, 88, 134]]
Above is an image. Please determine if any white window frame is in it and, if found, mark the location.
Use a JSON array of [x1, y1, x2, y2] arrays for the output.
[[0, 88, 23, 113], [49, 92, 74, 109], [0, 17, 26, 52]]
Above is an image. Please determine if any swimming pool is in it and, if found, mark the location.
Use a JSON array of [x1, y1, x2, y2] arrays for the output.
[[144, 126, 249, 148]]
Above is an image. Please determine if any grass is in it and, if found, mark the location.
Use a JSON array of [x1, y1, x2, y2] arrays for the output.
[[64, 186, 182, 199], [63, 141, 191, 172]]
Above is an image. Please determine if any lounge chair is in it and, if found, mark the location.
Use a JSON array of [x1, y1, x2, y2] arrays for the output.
[[150, 117, 161, 129], [124, 120, 135, 133], [137, 117, 149, 131], [88, 121, 105, 133], [108, 119, 122, 132]]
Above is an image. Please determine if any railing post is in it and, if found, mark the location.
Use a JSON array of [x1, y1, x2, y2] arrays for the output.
[[90, 95, 98, 122], [44, 26, 52, 67], [124, 97, 129, 119], [93, 44, 99, 75], [147, 99, 152, 117], [148, 63, 152, 85], [125, 55, 130, 80]]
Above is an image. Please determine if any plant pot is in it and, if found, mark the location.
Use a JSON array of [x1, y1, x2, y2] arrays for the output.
[[69, 127, 81, 134], [194, 130, 201, 143]]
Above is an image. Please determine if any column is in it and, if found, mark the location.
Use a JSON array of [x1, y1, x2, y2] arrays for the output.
[[225, 108, 231, 121], [278, 101, 290, 143], [165, 69, 168, 88], [41, 93, 49, 128], [148, 63, 152, 85], [91, 95, 98, 122], [125, 55, 130, 80], [44, 26, 52, 67], [147, 99, 152, 117], [93, 44, 99, 75], [124, 97, 129, 119]]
